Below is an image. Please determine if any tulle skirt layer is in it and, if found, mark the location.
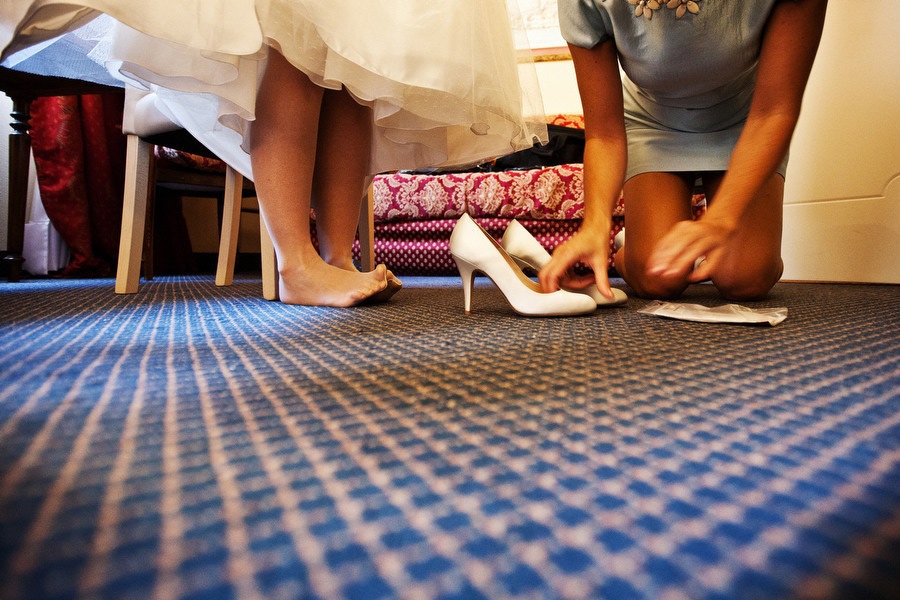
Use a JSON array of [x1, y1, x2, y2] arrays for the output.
[[1, 1, 547, 178]]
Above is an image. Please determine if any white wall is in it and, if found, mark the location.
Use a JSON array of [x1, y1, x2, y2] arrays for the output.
[[535, 59, 581, 115], [782, 0, 899, 283]]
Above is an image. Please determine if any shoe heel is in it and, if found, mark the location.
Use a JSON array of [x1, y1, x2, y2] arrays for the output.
[[452, 256, 477, 314]]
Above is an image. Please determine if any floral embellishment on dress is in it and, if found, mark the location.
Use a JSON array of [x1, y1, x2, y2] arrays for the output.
[[666, 0, 701, 19], [627, 0, 701, 20], [627, 0, 662, 21]]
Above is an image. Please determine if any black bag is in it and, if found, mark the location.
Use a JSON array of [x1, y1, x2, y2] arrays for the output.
[[484, 124, 585, 171], [399, 124, 585, 175]]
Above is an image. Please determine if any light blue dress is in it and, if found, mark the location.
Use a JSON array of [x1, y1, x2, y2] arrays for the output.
[[558, 0, 787, 180]]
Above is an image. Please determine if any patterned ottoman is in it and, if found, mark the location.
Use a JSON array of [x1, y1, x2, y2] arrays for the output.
[[364, 163, 625, 276]]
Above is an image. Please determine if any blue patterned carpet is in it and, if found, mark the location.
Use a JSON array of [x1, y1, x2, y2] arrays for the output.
[[0, 275, 897, 599]]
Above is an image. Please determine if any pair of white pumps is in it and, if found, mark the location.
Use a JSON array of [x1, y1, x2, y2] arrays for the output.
[[449, 213, 628, 316]]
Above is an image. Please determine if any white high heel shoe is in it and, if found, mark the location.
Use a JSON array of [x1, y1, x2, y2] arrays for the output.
[[501, 219, 628, 306], [449, 214, 597, 317]]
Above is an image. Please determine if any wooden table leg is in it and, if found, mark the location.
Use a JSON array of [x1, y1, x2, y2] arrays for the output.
[[4, 94, 32, 281]]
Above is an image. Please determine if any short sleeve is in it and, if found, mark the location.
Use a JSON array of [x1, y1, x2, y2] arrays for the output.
[[557, 0, 611, 49]]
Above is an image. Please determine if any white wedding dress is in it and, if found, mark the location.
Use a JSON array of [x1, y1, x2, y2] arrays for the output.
[[1, 0, 546, 178]]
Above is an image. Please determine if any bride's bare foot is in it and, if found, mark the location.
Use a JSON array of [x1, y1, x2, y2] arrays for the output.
[[278, 260, 389, 307], [327, 257, 402, 303]]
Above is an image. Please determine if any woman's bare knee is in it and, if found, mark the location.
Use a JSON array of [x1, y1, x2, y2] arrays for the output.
[[713, 259, 783, 300], [622, 259, 689, 299]]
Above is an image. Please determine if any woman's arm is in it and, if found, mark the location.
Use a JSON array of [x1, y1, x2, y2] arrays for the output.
[[648, 0, 829, 278], [538, 39, 626, 297]]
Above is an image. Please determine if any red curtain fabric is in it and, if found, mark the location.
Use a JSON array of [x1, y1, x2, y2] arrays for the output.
[[29, 93, 126, 277]]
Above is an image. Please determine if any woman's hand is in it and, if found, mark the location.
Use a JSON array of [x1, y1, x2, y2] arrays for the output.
[[647, 216, 736, 282], [538, 227, 616, 300]]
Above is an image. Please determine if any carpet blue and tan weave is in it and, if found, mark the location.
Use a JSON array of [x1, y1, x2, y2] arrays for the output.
[[0, 275, 897, 599]]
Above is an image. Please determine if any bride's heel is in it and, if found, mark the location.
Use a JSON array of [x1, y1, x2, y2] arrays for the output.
[[449, 214, 596, 317]]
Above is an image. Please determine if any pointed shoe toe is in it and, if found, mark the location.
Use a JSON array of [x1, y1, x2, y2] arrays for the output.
[[569, 284, 628, 306]]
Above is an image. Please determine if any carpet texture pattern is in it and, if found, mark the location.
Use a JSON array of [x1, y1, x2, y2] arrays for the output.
[[0, 276, 898, 599]]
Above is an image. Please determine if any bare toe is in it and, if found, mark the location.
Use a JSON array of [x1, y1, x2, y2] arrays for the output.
[[362, 265, 402, 304]]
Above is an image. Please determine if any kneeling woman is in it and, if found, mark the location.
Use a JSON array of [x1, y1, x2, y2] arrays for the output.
[[539, 0, 828, 301]]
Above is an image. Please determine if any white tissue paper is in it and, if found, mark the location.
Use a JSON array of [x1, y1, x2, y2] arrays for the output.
[[638, 301, 788, 326]]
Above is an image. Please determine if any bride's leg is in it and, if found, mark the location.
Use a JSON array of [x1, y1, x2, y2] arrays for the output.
[[312, 87, 402, 296], [249, 49, 387, 306], [311, 88, 370, 271]]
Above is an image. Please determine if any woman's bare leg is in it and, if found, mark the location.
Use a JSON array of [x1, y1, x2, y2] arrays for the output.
[[616, 172, 696, 299], [249, 49, 387, 306]]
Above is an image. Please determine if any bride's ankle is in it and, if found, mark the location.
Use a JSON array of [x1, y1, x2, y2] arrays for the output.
[[276, 251, 330, 277], [325, 257, 358, 272]]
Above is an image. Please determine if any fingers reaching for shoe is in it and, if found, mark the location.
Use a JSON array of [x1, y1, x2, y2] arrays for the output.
[[502, 219, 627, 307], [537, 230, 616, 301]]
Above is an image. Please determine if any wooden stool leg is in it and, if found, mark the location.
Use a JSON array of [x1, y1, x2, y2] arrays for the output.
[[358, 182, 376, 271], [215, 167, 243, 286], [259, 216, 278, 301], [141, 156, 157, 281], [115, 135, 151, 294]]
